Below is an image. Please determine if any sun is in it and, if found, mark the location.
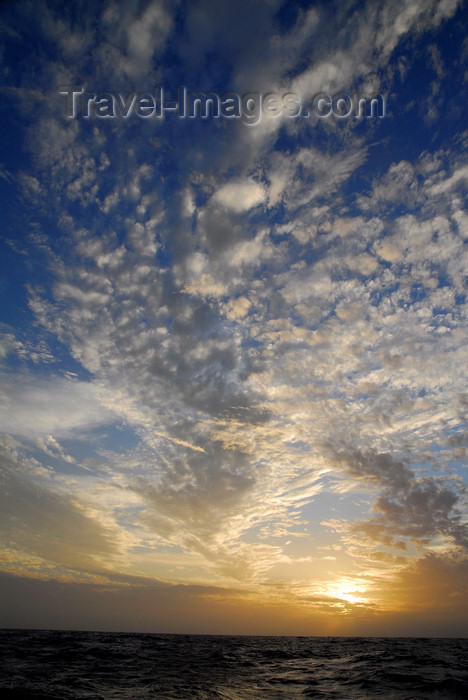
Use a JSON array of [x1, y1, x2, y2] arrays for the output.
[[336, 591, 362, 605], [325, 579, 367, 605]]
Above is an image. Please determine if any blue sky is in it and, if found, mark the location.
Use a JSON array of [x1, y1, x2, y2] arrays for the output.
[[0, 0, 467, 635]]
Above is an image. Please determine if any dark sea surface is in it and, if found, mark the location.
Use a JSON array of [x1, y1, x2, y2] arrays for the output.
[[0, 630, 467, 699]]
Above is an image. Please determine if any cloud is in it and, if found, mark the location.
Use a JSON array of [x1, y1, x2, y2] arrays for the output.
[[375, 240, 404, 263], [381, 552, 468, 628], [0, 375, 116, 438], [36, 435, 76, 464], [212, 180, 265, 213], [0, 438, 119, 572], [326, 447, 468, 550], [0, 0, 466, 627], [0, 570, 376, 635]]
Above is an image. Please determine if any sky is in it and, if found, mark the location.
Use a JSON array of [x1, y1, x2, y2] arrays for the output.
[[0, 0, 467, 637]]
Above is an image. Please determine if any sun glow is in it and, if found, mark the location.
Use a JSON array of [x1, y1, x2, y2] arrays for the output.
[[325, 579, 369, 605], [336, 591, 362, 605]]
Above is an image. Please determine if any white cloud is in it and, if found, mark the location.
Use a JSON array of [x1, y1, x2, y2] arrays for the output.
[[212, 180, 265, 213], [0, 375, 116, 438], [375, 240, 404, 263]]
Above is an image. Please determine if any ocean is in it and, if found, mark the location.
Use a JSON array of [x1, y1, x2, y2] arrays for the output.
[[0, 630, 467, 699]]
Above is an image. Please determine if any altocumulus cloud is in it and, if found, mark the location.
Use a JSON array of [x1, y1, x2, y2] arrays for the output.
[[0, 0, 467, 633]]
